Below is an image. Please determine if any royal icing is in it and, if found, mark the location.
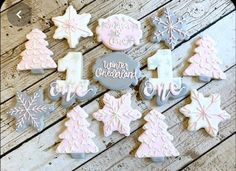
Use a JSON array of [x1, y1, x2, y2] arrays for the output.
[[8, 89, 55, 132], [139, 49, 188, 106], [57, 105, 99, 158], [179, 90, 231, 137], [49, 52, 96, 108], [152, 8, 189, 49], [17, 29, 57, 74], [183, 36, 226, 82], [93, 93, 142, 137], [93, 52, 141, 90], [136, 109, 179, 162], [52, 5, 93, 48], [96, 14, 142, 50]]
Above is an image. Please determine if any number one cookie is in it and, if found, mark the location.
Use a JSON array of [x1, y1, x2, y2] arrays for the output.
[[139, 49, 188, 106], [49, 52, 97, 108]]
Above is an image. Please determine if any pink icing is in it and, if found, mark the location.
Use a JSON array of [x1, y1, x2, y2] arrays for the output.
[[92, 93, 142, 137], [56, 105, 99, 154], [184, 36, 226, 80], [17, 29, 57, 70], [136, 109, 179, 158], [96, 14, 142, 50]]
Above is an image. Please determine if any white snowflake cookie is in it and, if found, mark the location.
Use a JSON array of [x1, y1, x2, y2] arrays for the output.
[[179, 89, 231, 137], [52, 5, 93, 48]]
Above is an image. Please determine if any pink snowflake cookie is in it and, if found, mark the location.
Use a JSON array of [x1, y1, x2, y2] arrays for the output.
[[183, 36, 226, 82], [17, 29, 57, 74], [136, 109, 179, 162], [179, 89, 231, 137], [93, 93, 142, 137], [57, 105, 99, 158]]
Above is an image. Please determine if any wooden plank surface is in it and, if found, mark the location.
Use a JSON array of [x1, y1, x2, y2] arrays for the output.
[[182, 135, 236, 171], [1, 0, 235, 170], [1, 1, 235, 156]]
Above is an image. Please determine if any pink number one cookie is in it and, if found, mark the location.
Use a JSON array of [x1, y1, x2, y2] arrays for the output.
[[56, 105, 99, 159], [136, 109, 179, 162], [17, 29, 57, 74]]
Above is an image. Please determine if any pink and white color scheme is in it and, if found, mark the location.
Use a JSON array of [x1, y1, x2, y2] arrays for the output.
[[56, 105, 99, 156], [52, 5, 93, 48], [93, 93, 142, 137], [17, 29, 57, 73], [183, 36, 226, 82], [179, 90, 231, 137], [96, 14, 142, 50], [136, 109, 179, 159]]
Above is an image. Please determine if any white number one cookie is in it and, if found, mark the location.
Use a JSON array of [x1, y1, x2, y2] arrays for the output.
[[139, 49, 188, 106], [49, 52, 97, 108]]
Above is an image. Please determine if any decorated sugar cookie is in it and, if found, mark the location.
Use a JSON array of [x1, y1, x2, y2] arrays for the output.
[[17, 29, 57, 74], [49, 52, 97, 108], [52, 5, 93, 48], [152, 8, 189, 49], [96, 14, 142, 50], [57, 105, 99, 159], [93, 93, 142, 137], [8, 89, 55, 132], [183, 36, 226, 82], [139, 49, 188, 106], [93, 52, 141, 90], [179, 90, 231, 137], [136, 109, 179, 162]]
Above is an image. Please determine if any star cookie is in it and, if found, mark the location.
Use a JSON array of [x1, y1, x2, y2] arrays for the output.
[[52, 5, 93, 48], [93, 93, 142, 136], [179, 89, 231, 137], [152, 8, 189, 49], [8, 89, 55, 132]]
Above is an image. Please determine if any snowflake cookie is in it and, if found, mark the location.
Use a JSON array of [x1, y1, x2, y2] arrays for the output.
[[17, 29, 57, 74], [57, 105, 99, 159], [8, 89, 55, 132], [179, 89, 231, 137], [152, 8, 189, 49], [93, 93, 142, 137], [136, 109, 179, 162], [183, 36, 226, 82], [52, 5, 93, 48]]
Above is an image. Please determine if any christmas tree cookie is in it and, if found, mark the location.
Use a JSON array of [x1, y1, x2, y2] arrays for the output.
[[179, 89, 231, 137], [136, 109, 179, 162], [183, 36, 226, 82], [17, 29, 57, 74], [57, 105, 99, 159]]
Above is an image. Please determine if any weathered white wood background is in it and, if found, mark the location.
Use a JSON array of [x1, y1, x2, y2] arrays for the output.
[[1, 0, 235, 170]]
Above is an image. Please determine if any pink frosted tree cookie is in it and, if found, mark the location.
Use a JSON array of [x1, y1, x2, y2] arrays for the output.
[[136, 109, 179, 162], [17, 29, 57, 74], [183, 36, 226, 82], [93, 93, 142, 137], [57, 105, 99, 159]]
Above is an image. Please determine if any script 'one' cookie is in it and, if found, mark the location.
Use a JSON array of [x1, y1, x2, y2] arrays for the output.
[[8, 89, 55, 132], [96, 14, 142, 50], [93, 93, 142, 137], [93, 52, 141, 90], [179, 89, 231, 137], [152, 8, 189, 49], [17, 29, 57, 74], [136, 109, 179, 162], [52, 5, 93, 48]]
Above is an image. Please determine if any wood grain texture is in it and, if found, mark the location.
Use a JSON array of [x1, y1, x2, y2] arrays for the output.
[[1, 0, 234, 103], [182, 135, 236, 171], [1, 11, 235, 170], [76, 66, 236, 171], [1, 2, 235, 154]]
